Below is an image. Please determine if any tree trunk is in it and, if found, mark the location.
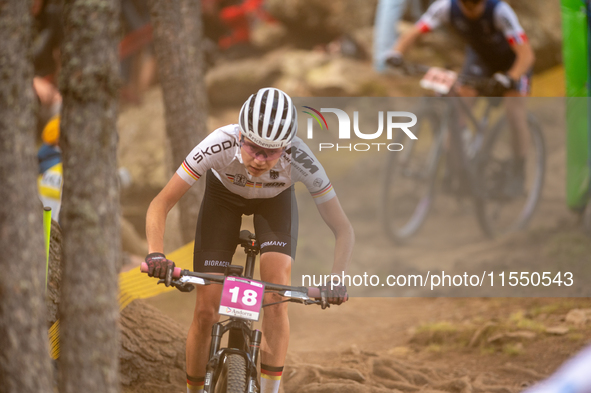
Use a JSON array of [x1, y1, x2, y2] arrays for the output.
[[58, 0, 121, 392], [148, 0, 208, 245], [0, 2, 54, 392]]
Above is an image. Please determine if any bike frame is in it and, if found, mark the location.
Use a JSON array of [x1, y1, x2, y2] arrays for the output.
[[204, 237, 261, 393], [435, 89, 504, 199]]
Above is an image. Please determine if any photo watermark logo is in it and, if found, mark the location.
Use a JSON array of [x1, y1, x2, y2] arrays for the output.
[[302, 106, 418, 152]]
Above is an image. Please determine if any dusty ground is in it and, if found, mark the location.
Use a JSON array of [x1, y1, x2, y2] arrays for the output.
[[119, 65, 591, 392]]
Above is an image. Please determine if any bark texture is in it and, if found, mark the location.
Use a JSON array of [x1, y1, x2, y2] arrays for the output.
[[58, 0, 121, 392], [148, 0, 208, 244], [119, 300, 187, 393], [46, 220, 63, 327], [0, 1, 55, 392]]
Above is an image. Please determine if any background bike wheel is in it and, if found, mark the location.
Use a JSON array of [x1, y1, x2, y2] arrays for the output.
[[380, 110, 444, 243], [214, 354, 247, 393], [475, 114, 545, 237]]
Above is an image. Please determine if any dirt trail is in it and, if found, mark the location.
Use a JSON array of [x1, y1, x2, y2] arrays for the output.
[[125, 66, 591, 392]]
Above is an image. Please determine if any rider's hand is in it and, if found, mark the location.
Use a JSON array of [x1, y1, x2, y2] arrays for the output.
[[384, 50, 404, 68], [319, 285, 348, 307], [487, 73, 516, 96], [145, 252, 175, 286]]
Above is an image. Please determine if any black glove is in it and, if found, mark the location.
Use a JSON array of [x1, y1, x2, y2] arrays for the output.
[[319, 285, 348, 308], [385, 51, 404, 69], [486, 73, 517, 96], [145, 252, 175, 286]]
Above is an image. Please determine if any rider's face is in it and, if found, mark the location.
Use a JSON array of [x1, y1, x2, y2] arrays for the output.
[[458, 0, 486, 19], [239, 134, 284, 177]]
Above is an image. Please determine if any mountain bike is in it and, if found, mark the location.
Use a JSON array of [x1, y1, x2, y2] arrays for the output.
[[141, 230, 329, 393], [381, 62, 545, 242]]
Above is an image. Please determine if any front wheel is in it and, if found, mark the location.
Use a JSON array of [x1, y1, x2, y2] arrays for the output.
[[213, 354, 247, 393], [474, 114, 545, 237]]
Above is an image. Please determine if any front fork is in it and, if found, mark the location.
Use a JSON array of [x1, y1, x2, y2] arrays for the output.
[[203, 321, 263, 392]]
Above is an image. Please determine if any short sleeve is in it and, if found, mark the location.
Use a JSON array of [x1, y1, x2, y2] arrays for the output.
[[494, 2, 528, 45], [176, 126, 239, 186], [416, 0, 451, 33], [289, 138, 336, 205]]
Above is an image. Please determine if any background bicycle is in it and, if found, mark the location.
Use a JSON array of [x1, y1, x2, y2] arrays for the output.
[[381, 62, 546, 243]]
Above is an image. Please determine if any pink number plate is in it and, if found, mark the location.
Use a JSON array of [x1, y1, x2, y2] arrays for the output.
[[219, 277, 265, 321]]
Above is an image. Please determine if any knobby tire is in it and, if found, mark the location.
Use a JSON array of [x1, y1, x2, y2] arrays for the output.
[[214, 354, 247, 393], [474, 113, 545, 237]]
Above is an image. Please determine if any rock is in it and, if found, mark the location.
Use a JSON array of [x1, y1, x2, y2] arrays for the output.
[[505, 331, 537, 339], [205, 53, 282, 106], [565, 309, 588, 326], [347, 344, 362, 356], [305, 57, 385, 96], [545, 326, 569, 335], [487, 331, 536, 343], [266, 0, 379, 46], [250, 22, 288, 51]]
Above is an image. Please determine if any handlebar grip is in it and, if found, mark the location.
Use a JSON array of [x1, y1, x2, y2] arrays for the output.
[[307, 287, 320, 298], [172, 267, 181, 279], [139, 262, 182, 279], [307, 287, 349, 303]]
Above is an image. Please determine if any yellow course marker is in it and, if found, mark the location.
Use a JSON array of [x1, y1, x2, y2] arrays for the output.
[[43, 207, 52, 292]]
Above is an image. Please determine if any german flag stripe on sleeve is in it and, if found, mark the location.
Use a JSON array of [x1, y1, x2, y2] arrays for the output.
[[311, 183, 333, 199], [182, 160, 201, 181]]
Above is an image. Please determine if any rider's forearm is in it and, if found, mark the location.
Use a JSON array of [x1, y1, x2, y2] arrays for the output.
[[394, 25, 423, 55], [331, 225, 355, 276], [145, 174, 192, 255], [145, 198, 169, 254], [507, 43, 535, 81]]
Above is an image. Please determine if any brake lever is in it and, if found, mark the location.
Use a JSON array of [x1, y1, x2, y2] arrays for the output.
[[319, 291, 330, 310], [157, 279, 195, 292]]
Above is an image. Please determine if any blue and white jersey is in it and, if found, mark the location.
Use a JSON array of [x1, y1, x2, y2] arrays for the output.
[[416, 0, 528, 71]]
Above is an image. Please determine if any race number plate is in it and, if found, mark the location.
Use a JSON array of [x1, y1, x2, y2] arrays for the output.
[[219, 277, 265, 321], [420, 67, 458, 95]]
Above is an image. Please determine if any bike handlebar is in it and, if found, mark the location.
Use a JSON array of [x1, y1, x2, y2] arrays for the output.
[[140, 262, 325, 300], [389, 60, 492, 93]]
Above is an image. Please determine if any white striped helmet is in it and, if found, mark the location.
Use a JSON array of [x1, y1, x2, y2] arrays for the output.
[[239, 88, 297, 149]]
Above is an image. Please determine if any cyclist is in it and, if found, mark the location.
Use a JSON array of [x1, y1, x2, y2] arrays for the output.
[[144, 87, 354, 393], [386, 0, 535, 195]]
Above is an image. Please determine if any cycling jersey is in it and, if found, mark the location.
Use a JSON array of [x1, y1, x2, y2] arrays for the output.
[[416, 0, 528, 72], [176, 124, 337, 204]]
